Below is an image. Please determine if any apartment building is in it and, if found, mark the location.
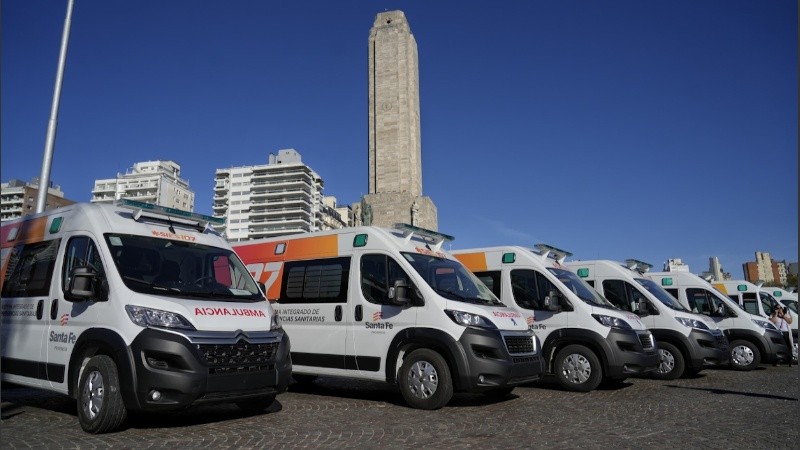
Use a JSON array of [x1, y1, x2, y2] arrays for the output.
[[213, 149, 346, 241], [91, 160, 194, 211], [0, 178, 75, 221], [743, 251, 788, 286]]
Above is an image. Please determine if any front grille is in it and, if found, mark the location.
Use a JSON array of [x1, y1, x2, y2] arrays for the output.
[[638, 332, 655, 351], [197, 340, 279, 375], [504, 335, 534, 355]]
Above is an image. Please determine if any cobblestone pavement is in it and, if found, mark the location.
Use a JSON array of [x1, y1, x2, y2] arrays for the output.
[[1, 366, 797, 449]]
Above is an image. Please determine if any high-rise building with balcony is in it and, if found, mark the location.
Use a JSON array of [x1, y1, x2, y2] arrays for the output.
[[1, 178, 75, 221], [90, 160, 194, 211], [743, 251, 782, 284], [213, 149, 346, 241]]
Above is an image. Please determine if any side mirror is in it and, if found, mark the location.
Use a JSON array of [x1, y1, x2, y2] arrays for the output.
[[389, 279, 412, 306], [545, 290, 561, 312], [257, 281, 267, 297], [67, 267, 104, 302]]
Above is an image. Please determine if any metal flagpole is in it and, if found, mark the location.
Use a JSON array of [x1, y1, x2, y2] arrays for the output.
[[36, 0, 75, 213]]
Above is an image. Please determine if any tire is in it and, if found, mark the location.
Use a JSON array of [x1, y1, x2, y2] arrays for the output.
[[554, 345, 602, 392], [483, 387, 515, 398], [77, 355, 127, 434], [729, 339, 761, 371], [236, 394, 276, 412], [398, 349, 453, 410], [652, 342, 685, 380]]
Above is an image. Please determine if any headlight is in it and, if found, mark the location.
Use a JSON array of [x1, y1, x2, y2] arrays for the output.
[[270, 312, 282, 330], [752, 319, 776, 330], [676, 317, 710, 330], [592, 314, 632, 330], [445, 310, 497, 329], [125, 305, 195, 330]]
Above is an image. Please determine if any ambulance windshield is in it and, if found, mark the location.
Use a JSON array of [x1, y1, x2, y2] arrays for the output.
[[402, 252, 503, 305], [106, 234, 262, 301], [547, 268, 615, 308], [636, 278, 689, 311]]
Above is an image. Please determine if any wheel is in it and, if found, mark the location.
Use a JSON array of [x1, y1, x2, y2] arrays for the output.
[[553, 345, 602, 392], [77, 355, 127, 434], [236, 394, 276, 412], [483, 387, 514, 398], [292, 374, 318, 384], [652, 342, 685, 380], [729, 339, 761, 371], [398, 349, 453, 410]]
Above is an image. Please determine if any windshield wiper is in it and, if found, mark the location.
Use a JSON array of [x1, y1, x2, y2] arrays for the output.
[[434, 288, 502, 306], [434, 287, 469, 301], [123, 276, 183, 294]]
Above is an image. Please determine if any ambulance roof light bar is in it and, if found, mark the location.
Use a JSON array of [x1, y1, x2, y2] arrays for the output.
[[118, 199, 224, 232], [625, 259, 653, 274], [393, 223, 454, 252], [534, 243, 572, 264]]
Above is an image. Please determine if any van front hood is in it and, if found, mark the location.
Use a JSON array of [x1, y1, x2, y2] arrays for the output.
[[446, 301, 529, 331], [125, 293, 274, 332]]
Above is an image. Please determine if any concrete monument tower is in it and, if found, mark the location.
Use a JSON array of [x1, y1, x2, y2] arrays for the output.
[[356, 10, 438, 230]]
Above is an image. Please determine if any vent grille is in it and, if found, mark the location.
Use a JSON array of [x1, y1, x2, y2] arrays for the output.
[[504, 335, 534, 355], [638, 333, 655, 351], [197, 340, 279, 375]]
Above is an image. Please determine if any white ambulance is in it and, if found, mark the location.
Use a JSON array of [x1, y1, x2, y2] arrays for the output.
[[646, 272, 791, 368], [564, 259, 729, 380], [453, 245, 659, 392], [713, 279, 796, 362], [232, 224, 543, 410], [0, 201, 290, 433]]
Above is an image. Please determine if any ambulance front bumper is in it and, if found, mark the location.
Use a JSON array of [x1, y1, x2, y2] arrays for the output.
[[121, 327, 291, 411], [454, 328, 544, 392]]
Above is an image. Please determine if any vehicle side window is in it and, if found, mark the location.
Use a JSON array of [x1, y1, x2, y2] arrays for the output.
[[602, 279, 631, 312], [510, 269, 557, 310], [510, 270, 537, 309], [534, 271, 560, 306], [585, 280, 595, 287], [686, 288, 712, 315], [1, 239, 61, 297], [664, 288, 679, 299], [473, 271, 501, 298], [281, 257, 350, 304], [62, 236, 105, 293], [758, 292, 775, 315], [742, 293, 759, 315], [360, 254, 411, 305]]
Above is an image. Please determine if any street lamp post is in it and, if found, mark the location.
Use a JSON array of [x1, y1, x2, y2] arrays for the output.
[[36, 0, 75, 214]]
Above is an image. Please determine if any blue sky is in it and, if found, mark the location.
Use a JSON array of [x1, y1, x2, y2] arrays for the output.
[[2, 1, 797, 278]]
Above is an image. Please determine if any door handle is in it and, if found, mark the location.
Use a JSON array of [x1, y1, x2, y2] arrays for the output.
[[355, 305, 363, 322], [36, 300, 44, 320], [50, 299, 58, 320], [334, 305, 342, 322]]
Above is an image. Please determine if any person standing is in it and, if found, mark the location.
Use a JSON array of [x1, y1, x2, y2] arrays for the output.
[[770, 306, 794, 367]]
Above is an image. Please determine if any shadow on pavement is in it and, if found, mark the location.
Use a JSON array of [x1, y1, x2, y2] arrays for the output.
[[288, 377, 519, 408], [0, 385, 285, 431], [665, 385, 798, 401], [125, 400, 283, 430], [517, 376, 635, 393]]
